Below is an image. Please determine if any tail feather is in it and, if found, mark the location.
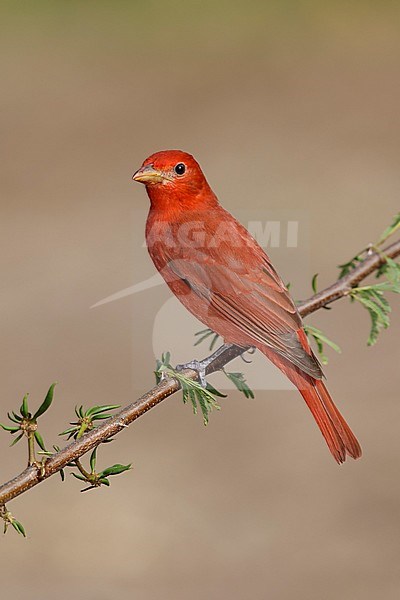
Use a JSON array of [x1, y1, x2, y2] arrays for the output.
[[299, 379, 362, 463], [314, 379, 362, 460], [261, 344, 362, 463]]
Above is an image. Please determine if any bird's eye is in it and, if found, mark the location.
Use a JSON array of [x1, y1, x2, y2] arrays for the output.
[[174, 163, 186, 175]]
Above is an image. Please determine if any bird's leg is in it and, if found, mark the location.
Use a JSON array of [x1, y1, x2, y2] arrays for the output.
[[175, 343, 236, 388]]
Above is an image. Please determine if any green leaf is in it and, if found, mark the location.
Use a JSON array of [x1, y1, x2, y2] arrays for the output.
[[58, 426, 77, 436], [8, 412, 22, 423], [350, 285, 392, 346], [224, 371, 255, 399], [304, 325, 342, 354], [89, 447, 97, 473], [367, 309, 380, 346], [355, 292, 390, 324], [86, 404, 120, 417], [71, 472, 88, 482], [98, 478, 110, 486], [376, 256, 400, 291], [194, 328, 220, 351], [10, 432, 24, 447], [91, 413, 114, 420], [377, 212, 400, 246], [304, 325, 341, 365], [161, 351, 171, 366], [98, 463, 131, 477], [338, 254, 363, 279], [311, 273, 318, 293], [195, 388, 210, 425], [0, 423, 20, 433], [185, 386, 197, 413], [205, 382, 227, 398], [33, 383, 57, 420], [34, 431, 47, 451], [194, 329, 214, 346], [20, 394, 29, 418], [11, 520, 26, 537], [155, 353, 223, 424]]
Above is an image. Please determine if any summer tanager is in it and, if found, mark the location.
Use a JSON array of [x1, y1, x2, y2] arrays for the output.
[[133, 150, 361, 463]]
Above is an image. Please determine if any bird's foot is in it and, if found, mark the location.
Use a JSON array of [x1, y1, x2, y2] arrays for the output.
[[175, 359, 208, 388], [175, 344, 238, 388]]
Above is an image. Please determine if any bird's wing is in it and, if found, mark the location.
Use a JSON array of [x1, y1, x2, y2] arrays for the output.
[[168, 246, 322, 380]]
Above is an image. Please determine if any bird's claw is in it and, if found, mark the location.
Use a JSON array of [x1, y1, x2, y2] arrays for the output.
[[159, 370, 170, 383], [175, 360, 208, 388], [240, 346, 256, 363]]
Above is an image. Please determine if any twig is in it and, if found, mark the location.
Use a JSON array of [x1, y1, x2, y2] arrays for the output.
[[0, 239, 399, 505]]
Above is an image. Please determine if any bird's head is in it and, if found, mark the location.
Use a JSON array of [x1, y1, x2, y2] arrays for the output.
[[132, 150, 218, 210]]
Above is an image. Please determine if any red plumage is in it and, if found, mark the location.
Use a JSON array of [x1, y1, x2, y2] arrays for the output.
[[133, 150, 361, 463]]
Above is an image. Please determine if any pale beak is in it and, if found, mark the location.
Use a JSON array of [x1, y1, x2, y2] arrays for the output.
[[132, 164, 167, 185]]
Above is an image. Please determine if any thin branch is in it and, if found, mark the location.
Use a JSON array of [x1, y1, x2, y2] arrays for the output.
[[0, 239, 399, 506], [298, 239, 400, 316]]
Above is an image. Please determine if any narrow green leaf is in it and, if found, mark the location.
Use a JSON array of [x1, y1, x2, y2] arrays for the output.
[[195, 389, 210, 425], [367, 309, 379, 346], [33, 383, 57, 420], [10, 432, 24, 446], [194, 329, 214, 346], [34, 431, 47, 451], [91, 413, 114, 420], [20, 393, 29, 418], [0, 423, 20, 433], [225, 372, 255, 399], [194, 328, 212, 337], [377, 212, 400, 245], [98, 477, 110, 486], [209, 333, 220, 351], [311, 273, 318, 293], [351, 287, 391, 345], [99, 463, 131, 477], [86, 404, 120, 417], [355, 293, 390, 326], [338, 255, 363, 279], [161, 351, 171, 366], [304, 325, 342, 354], [71, 472, 88, 482], [187, 386, 197, 414], [89, 447, 97, 473], [7, 412, 21, 423], [11, 520, 26, 537], [205, 382, 227, 398], [58, 427, 77, 436], [194, 329, 220, 351]]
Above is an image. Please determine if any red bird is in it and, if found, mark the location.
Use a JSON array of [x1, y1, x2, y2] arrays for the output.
[[133, 150, 361, 463]]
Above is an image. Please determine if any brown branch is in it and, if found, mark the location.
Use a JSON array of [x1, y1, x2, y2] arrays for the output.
[[1, 239, 399, 506]]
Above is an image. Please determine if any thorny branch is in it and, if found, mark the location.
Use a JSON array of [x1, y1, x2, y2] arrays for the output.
[[0, 238, 399, 506]]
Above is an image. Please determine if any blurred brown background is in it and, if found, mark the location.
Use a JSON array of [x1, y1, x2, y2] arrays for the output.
[[1, 2, 399, 599]]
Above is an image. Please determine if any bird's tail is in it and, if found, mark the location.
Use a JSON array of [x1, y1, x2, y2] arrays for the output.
[[261, 346, 362, 463], [297, 377, 362, 463]]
